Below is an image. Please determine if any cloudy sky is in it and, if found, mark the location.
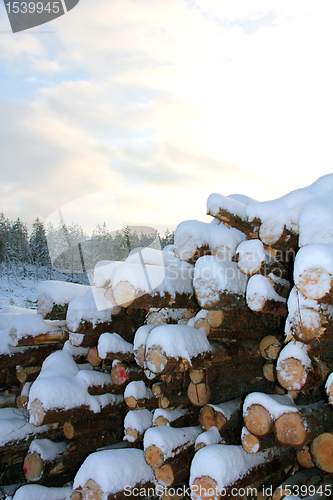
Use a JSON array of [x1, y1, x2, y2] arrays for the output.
[[1, 0, 333, 236]]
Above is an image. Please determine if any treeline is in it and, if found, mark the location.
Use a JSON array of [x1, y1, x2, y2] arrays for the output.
[[0, 213, 174, 280]]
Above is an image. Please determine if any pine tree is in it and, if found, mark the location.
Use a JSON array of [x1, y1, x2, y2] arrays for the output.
[[29, 218, 50, 266]]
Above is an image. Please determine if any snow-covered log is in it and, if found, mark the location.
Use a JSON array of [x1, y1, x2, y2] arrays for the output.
[[207, 193, 259, 238], [23, 438, 68, 483], [236, 239, 289, 279], [276, 341, 330, 392], [152, 408, 199, 428], [294, 245, 333, 303], [246, 275, 288, 317], [195, 426, 225, 452], [274, 400, 333, 449], [8, 315, 68, 347], [198, 398, 242, 436], [124, 380, 155, 410], [243, 393, 296, 437], [193, 256, 248, 310], [173, 219, 245, 263], [158, 390, 191, 411], [37, 281, 90, 320], [110, 361, 143, 387], [287, 287, 333, 352], [63, 413, 122, 440], [146, 307, 196, 325], [97, 332, 134, 362], [133, 324, 157, 368], [154, 449, 193, 486], [28, 351, 125, 426], [144, 324, 212, 376], [124, 409, 153, 445], [144, 425, 201, 469], [189, 444, 295, 500], [72, 448, 155, 500], [111, 261, 196, 310], [12, 484, 73, 500]]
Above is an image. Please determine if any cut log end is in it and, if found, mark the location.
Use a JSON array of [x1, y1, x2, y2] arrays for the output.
[[199, 405, 227, 431], [29, 398, 46, 427], [113, 281, 136, 308], [145, 346, 168, 374], [154, 463, 174, 486], [297, 446, 315, 469], [187, 381, 211, 407], [191, 476, 219, 500], [111, 363, 130, 385], [263, 362, 276, 382], [80, 479, 104, 500], [259, 336, 281, 361], [145, 444, 164, 469], [243, 404, 273, 436], [311, 433, 333, 472], [296, 269, 333, 301], [277, 358, 308, 391], [87, 347, 102, 367], [242, 433, 260, 454], [23, 451, 43, 482], [274, 412, 306, 448], [206, 310, 223, 328], [63, 421, 75, 440]]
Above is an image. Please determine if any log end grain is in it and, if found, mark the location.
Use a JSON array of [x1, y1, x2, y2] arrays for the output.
[[277, 358, 308, 391], [297, 446, 315, 469], [311, 433, 333, 472], [191, 476, 219, 500], [242, 433, 260, 454], [243, 404, 273, 436], [87, 347, 102, 367], [145, 444, 164, 469], [274, 412, 306, 448], [23, 451, 43, 482], [114, 281, 136, 308], [187, 382, 211, 407], [29, 398, 46, 427], [199, 405, 227, 431], [154, 463, 174, 486]]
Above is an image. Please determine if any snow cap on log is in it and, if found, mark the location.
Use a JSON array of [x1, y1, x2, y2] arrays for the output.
[[174, 219, 245, 262], [236, 239, 266, 275], [246, 174, 333, 248], [73, 448, 154, 494], [144, 425, 202, 464], [193, 256, 248, 309], [37, 280, 90, 318], [243, 393, 297, 421], [246, 274, 287, 314], [190, 444, 281, 494], [124, 381, 153, 401], [207, 194, 249, 221], [98, 332, 133, 359], [195, 426, 224, 451], [276, 340, 312, 391], [294, 244, 333, 302], [93, 260, 120, 288], [7, 313, 65, 347], [124, 409, 153, 442], [66, 287, 120, 333], [12, 484, 73, 500], [145, 324, 211, 374], [28, 350, 123, 424]]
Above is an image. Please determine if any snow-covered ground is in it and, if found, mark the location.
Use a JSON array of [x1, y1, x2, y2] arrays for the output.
[[0, 264, 87, 312]]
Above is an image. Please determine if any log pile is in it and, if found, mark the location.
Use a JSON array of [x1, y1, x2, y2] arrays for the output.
[[2, 175, 333, 499]]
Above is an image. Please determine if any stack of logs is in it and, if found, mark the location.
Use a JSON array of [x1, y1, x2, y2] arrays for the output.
[[1, 193, 333, 500]]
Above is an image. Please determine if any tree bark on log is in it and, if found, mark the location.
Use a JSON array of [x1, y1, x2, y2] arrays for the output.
[[9, 329, 69, 348], [69, 315, 136, 347], [154, 447, 194, 486], [63, 414, 122, 440], [158, 391, 192, 411]]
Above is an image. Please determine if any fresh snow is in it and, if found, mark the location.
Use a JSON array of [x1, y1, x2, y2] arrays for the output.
[[124, 409, 153, 439], [12, 484, 73, 500], [27, 350, 123, 420], [145, 324, 211, 373], [7, 313, 63, 347], [28, 438, 67, 462], [124, 381, 153, 401], [37, 281, 90, 317], [207, 194, 248, 221], [98, 332, 133, 359], [66, 287, 118, 332], [246, 274, 286, 311], [236, 240, 266, 275], [0, 408, 50, 447], [73, 448, 154, 493], [143, 425, 201, 460], [294, 244, 333, 299], [243, 393, 297, 419], [276, 340, 312, 390], [195, 426, 223, 448], [174, 220, 245, 261], [152, 408, 192, 425], [190, 444, 279, 493]]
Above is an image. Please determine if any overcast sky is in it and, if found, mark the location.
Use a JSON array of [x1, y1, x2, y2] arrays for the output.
[[1, 0, 333, 236]]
